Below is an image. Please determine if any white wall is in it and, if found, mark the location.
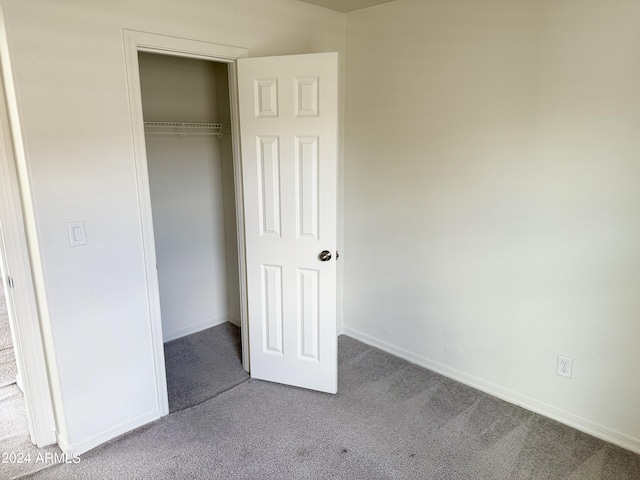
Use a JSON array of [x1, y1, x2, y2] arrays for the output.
[[345, 0, 640, 452], [139, 53, 235, 342], [0, 0, 344, 453], [15, 0, 638, 458]]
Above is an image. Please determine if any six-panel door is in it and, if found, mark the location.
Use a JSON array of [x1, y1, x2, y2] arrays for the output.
[[237, 52, 338, 394]]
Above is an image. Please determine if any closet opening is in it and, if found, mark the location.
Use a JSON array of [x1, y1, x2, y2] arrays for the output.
[[138, 52, 248, 413]]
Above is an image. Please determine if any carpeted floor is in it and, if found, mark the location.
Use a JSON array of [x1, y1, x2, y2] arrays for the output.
[[0, 385, 62, 480], [0, 281, 62, 480], [164, 322, 249, 413], [17, 324, 640, 480], [0, 280, 18, 387]]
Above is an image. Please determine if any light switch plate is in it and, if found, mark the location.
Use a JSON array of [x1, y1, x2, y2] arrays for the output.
[[68, 221, 87, 247]]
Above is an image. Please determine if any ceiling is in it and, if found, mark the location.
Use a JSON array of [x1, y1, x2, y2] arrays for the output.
[[297, 0, 397, 13]]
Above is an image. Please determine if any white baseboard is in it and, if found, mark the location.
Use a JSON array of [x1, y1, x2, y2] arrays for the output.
[[15, 372, 24, 392], [162, 314, 230, 343], [57, 408, 162, 456], [56, 431, 73, 455], [342, 326, 640, 455], [337, 324, 344, 336], [227, 316, 241, 327]]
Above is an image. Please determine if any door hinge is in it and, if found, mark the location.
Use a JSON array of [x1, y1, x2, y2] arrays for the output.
[[7, 276, 15, 288]]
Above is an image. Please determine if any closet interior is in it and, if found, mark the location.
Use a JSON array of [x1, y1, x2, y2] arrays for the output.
[[138, 52, 243, 411]]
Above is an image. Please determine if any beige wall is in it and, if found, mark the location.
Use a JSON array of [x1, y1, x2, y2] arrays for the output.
[[345, 0, 640, 450], [0, 0, 344, 452]]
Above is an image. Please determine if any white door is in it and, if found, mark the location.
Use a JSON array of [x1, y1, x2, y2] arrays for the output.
[[238, 53, 338, 394]]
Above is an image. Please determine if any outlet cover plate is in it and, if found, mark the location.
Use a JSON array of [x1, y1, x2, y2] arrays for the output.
[[557, 355, 573, 378]]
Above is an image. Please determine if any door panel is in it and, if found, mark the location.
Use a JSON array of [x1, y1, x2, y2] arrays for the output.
[[238, 53, 338, 394]]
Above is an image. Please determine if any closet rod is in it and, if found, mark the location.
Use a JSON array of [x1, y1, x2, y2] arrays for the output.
[[143, 121, 231, 139]]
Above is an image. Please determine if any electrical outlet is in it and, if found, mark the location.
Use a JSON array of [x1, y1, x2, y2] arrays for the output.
[[557, 355, 573, 378]]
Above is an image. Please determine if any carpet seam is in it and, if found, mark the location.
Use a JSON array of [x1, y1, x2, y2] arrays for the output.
[[169, 375, 251, 415]]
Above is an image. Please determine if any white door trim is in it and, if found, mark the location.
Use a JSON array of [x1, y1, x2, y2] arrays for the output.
[[0, 67, 56, 446], [122, 30, 250, 416]]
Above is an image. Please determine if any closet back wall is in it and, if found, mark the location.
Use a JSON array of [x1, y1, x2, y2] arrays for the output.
[[139, 53, 238, 342]]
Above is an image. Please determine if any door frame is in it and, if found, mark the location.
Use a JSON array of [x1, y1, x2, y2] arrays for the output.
[[123, 30, 250, 416], [0, 64, 57, 446]]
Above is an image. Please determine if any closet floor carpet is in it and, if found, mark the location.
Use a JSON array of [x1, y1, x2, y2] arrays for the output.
[[164, 322, 249, 413], [20, 330, 640, 480]]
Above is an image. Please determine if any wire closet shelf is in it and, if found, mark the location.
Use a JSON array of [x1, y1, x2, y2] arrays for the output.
[[143, 121, 231, 138]]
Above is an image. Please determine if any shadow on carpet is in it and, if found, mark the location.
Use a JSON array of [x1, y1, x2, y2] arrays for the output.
[[164, 322, 249, 413]]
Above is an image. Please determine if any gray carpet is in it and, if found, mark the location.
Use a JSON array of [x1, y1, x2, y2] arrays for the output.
[[0, 280, 61, 480], [0, 280, 18, 387], [164, 322, 249, 413], [0, 385, 61, 480], [18, 327, 640, 480]]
